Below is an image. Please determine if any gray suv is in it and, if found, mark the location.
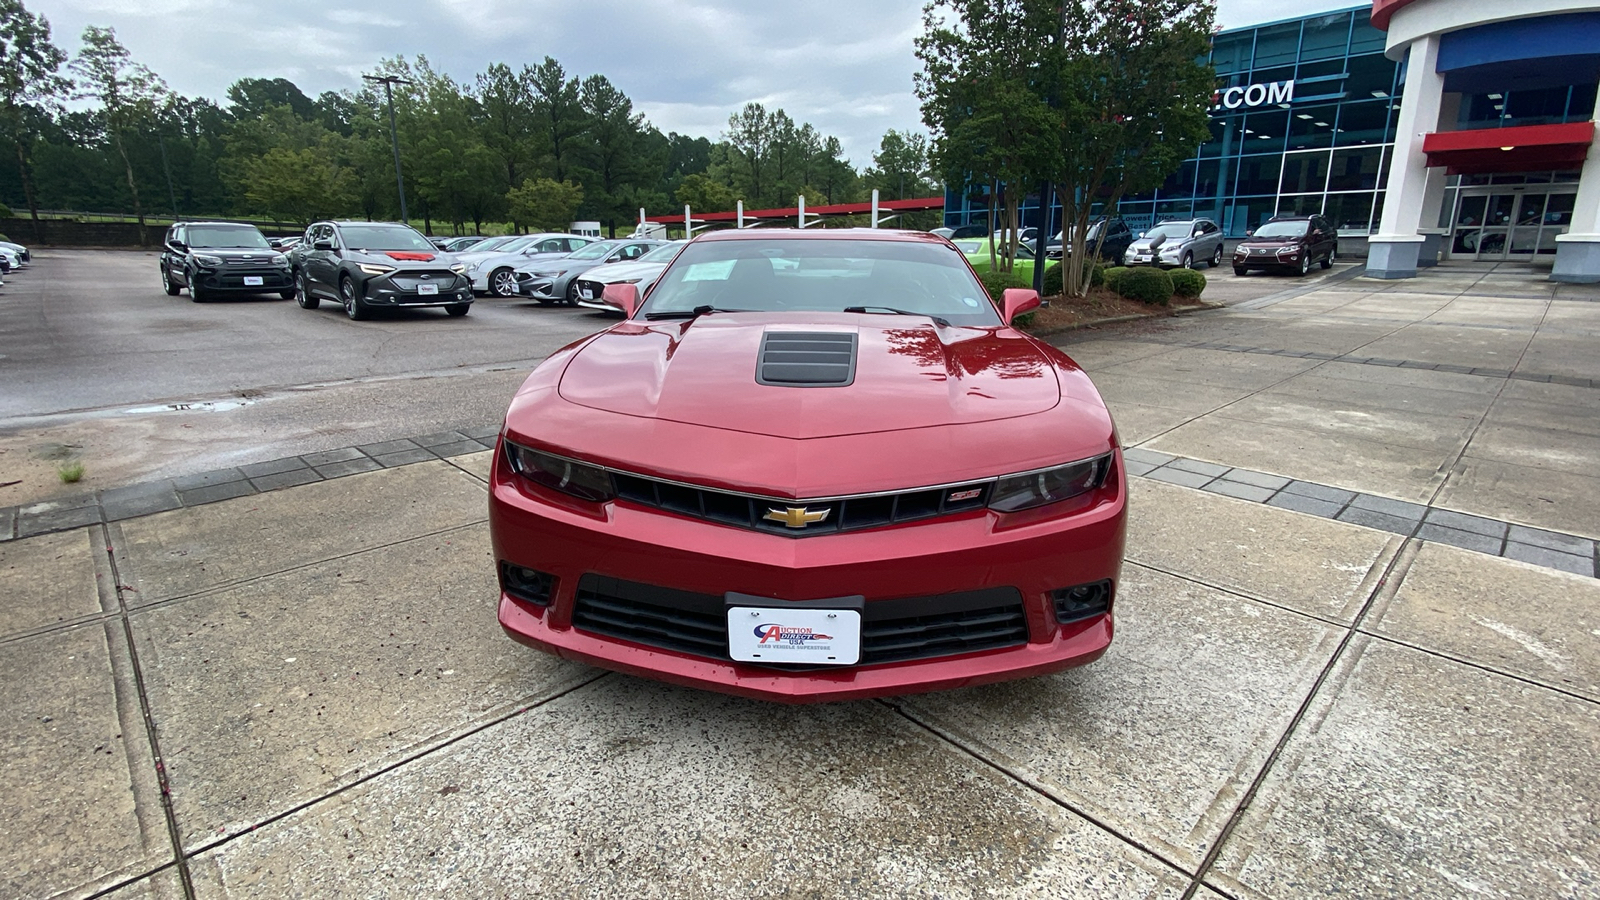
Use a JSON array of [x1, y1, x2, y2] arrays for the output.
[[1123, 218, 1225, 269]]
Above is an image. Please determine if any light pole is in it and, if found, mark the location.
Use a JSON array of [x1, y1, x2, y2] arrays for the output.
[[364, 74, 414, 224]]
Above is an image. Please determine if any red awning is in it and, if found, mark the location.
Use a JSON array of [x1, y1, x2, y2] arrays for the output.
[[644, 196, 945, 225], [1370, 0, 1420, 31], [1422, 122, 1596, 176]]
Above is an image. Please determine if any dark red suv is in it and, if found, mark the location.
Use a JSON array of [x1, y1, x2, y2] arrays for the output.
[[1232, 215, 1338, 276]]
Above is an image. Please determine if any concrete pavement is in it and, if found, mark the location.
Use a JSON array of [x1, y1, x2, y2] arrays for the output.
[[3, 262, 1599, 898]]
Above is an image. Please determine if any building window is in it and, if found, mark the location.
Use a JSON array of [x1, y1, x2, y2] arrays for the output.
[[1288, 105, 1340, 150], [1335, 100, 1392, 146], [1254, 23, 1301, 68], [1325, 192, 1377, 233], [1299, 12, 1352, 62], [1281, 151, 1332, 194], [1328, 147, 1384, 191], [1235, 154, 1283, 195]]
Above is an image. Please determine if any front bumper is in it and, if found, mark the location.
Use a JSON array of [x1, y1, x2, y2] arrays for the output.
[[516, 275, 562, 300], [489, 444, 1127, 703], [360, 271, 471, 306], [192, 267, 293, 292], [1233, 249, 1302, 270]]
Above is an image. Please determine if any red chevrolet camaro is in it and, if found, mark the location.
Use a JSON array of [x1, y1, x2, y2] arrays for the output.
[[489, 229, 1127, 703]]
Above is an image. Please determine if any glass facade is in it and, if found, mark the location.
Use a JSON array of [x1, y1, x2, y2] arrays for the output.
[[944, 5, 1406, 238]]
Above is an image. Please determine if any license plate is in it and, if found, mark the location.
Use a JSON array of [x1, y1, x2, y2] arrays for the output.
[[579, 286, 594, 300], [727, 607, 861, 665], [417, 283, 439, 295], [243, 276, 264, 286]]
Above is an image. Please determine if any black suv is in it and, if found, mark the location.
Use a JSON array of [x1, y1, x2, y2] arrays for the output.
[[1044, 217, 1135, 263], [294, 221, 472, 320], [161, 222, 294, 302]]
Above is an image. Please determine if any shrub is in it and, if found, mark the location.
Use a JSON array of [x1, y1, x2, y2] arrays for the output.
[[1118, 267, 1176, 305], [1042, 261, 1104, 298], [1042, 263, 1063, 297], [1101, 266, 1130, 294], [976, 269, 1028, 305], [1168, 268, 1207, 300]]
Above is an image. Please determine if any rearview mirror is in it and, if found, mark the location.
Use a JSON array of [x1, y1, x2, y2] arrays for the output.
[[1001, 288, 1041, 324], [602, 282, 642, 317]]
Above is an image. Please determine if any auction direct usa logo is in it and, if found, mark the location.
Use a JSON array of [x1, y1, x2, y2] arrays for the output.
[[754, 624, 834, 645]]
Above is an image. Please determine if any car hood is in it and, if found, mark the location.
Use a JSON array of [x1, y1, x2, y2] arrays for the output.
[[345, 248, 457, 269], [556, 313, 1061, 439], [467, 249, 567, 270], [1238, 237, 1304, 248], [1128, 235, 1177, 252], [579, 260, 668, 284]]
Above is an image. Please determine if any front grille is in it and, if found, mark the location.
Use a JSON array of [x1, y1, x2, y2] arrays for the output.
[[574, 279, 603, 301], [612, 473, 991, 537], [216, 272, 290, 288], [572, 575, 1029, 666], [223, 256, 276, 267], [390, 271, 461, 291], [758, 332, 857, 387]]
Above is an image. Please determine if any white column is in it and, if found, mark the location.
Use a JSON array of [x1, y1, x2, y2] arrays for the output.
[[871, 189, 880, 228], [1368, 33, 1446, 279], [797, 195, 806, 229], [737, 200, 745, 229], [684, 204, 692, 239], [1553, 122, 1600, 283]]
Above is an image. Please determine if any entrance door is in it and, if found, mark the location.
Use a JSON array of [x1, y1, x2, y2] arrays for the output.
[[1451, 190, 1577, 261]]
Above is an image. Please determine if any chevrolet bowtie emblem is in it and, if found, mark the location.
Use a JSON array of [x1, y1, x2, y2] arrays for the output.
[[764, 506, 831, 529]]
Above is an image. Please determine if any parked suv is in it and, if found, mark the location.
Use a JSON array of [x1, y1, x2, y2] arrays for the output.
[[161, 221, 293, 302], [1232, 215, 1338, 276], [1123, 218, 1224, 269], [1044, 217, 1135, 262], [294, 221, 472, 320]]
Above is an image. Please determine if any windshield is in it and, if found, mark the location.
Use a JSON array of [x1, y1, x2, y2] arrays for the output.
[[1254, 221, 1310, 238], [638, 243, 680, 263], [471, 236, 515, 252], [568, 240, 620, 261], [1144, 223, 1192, 240], [338, 224, 435, 252], [641, 238, 1003, 327], [496, 236, 540, 253], [187, 226, 270, 249]]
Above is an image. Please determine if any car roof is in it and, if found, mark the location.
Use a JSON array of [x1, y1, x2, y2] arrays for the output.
[[178, 221, 261, 228], [694, 227, 953, 245], [1267, 215, 1316, 221]]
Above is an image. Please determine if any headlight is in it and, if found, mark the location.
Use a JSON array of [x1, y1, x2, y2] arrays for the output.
[[358, 263, 395, 276], [506, 443, 616, 503], [988, 454, 1112, 513], [270, 253, 288, 266], [450, 264, 467, 274], [620, 277, 644, 284], [195, 254, 224, 266]]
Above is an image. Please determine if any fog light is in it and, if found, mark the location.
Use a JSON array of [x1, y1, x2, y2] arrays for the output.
[[499, 562, 556, 606], [1053, 580, 1113, 623]]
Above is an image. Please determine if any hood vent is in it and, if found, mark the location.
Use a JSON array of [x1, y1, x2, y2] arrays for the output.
[[757, 332, 857, 388]]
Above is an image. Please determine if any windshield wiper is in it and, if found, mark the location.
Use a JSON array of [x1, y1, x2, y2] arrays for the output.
[[644, 305, 750, 321], [843, 306, 951, 328]]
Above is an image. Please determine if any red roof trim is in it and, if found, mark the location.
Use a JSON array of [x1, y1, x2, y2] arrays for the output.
[[644, 195, 945, 225], [1422, 122, 1596, 175], [1370, 0, 1421, 32]]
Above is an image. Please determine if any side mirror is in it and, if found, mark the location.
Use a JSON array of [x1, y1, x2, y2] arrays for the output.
[[1137, 231, 1146, 239], [1001, 288, 1041, 324], [1245, 230, 1254, 238], [169, 240, 188, 252], [313, 239, 334, 251], [601, 282, 642, 317]]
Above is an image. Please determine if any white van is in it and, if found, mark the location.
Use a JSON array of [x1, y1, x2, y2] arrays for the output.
[[570, 221, 602, 238]]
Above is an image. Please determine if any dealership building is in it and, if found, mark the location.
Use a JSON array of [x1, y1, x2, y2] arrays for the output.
[[942, 0, 1600, 282]]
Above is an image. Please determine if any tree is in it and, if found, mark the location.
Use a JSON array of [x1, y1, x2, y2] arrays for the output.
[[226, 77, 315, 120], [724, 102, 772, 205], [0, 0, 69, 239], [917, 0, 1060, 273], [506, 177, 582, 232], [917, 0, 1215, 293], [867, 129, 934, 200], [675, 173, 735, 213], [70, 26, 170, 235], [575, 74, 655, 234], [475, 62, 535, 196], [528, 57, 587, 182]]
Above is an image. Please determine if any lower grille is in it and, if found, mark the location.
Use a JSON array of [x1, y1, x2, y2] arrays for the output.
[[571, 575, 1029, 666]]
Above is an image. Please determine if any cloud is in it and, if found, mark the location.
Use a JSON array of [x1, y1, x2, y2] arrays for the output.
[[38, 0, 1351, 165]]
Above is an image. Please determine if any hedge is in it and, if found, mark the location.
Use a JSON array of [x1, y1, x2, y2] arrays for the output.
[[1168, 268, 1207, 299], [977, 269, 1028, 305], [1101, 266, 1130, 295], [1117, 267, 1176, 305]]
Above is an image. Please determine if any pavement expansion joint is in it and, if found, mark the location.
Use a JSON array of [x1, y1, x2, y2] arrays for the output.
[[1123, 447, 1599, 580]]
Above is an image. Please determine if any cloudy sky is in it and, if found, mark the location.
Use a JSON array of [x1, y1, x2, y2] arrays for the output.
[[35, 0, 1365, 165]]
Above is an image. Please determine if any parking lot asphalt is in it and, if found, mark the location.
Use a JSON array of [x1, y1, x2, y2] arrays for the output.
[[3, 261, 1600, 898]]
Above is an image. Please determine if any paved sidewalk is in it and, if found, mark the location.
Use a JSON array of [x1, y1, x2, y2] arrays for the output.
[[3, 265, 1598, 898]]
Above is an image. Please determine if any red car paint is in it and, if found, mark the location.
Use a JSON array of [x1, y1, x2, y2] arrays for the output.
[[489, 229, 1127, 703]]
